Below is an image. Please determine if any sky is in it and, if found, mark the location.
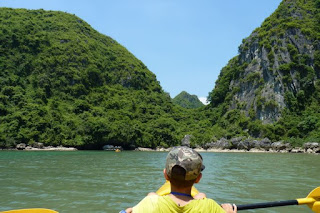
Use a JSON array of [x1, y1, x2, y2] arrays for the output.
[[1, 0, 282, 103]]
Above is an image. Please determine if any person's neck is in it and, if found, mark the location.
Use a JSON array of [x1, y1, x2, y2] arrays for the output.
[[169, 185, 194, 207], [170, 185, 192, 195]]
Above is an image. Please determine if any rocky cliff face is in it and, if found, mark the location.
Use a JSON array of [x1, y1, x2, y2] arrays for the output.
[[234, 28, 318, 123], [210, 0, 320, 124]]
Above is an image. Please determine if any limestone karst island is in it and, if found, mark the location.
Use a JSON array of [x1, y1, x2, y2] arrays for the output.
[[0, 0, 320, 153]]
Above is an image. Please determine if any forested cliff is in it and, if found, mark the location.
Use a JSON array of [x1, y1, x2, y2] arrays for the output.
[[0, 8, 201, 149], [207, 0, 320, 143], [1, 0, 320, 149]]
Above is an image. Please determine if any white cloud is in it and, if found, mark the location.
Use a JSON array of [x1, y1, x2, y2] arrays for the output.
[[199, 97, 209, 105]]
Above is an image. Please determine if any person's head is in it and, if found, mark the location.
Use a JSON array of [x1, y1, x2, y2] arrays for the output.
[[164, 146, 205, 188]]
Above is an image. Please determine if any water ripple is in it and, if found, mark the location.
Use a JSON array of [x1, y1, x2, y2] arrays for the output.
[[0, 151, 319, 213]]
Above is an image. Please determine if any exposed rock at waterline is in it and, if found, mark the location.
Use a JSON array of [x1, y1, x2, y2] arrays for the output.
[[156, 147, 171, 152], [303, 142, 320, 153], [14, 143, 77, 151], [230, 137, 245, 149], [203, 137, 318, 154], [252, 138, 272, 150], [303, 142, 319, 149], [204, 138, 231, 149], [291, 147, 304, 153], [270, 141, 292, 151], [102, 145, 123, 151], [32, 142, 44, 149], [135, 147, 154, 151], [16, 143, 26, 150], [237, 139, 255, 150]]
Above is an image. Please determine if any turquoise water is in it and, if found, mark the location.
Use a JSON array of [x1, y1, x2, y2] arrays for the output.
[[0, 151, 319, 212]]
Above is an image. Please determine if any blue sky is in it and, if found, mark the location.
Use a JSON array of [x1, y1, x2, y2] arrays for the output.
[[1, 0, 282, 103]]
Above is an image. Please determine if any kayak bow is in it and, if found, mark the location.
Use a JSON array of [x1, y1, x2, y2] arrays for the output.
[[1, 208, 58, 213], [156, 180, 199, 197]]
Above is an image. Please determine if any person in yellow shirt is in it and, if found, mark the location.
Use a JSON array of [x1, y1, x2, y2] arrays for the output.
[[123, 146, 237, 213]]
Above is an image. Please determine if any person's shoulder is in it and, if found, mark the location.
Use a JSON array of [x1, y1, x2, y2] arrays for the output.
[[132, 195, 160, 213], [140, 193, 160, 204], [135, 192, 159, 204], [195, 197, 218, 204], [191, 198, 225, 212]]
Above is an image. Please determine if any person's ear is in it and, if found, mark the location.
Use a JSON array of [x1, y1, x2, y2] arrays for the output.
[[163, 169, 170, 180], [194, 173, 202, 183]]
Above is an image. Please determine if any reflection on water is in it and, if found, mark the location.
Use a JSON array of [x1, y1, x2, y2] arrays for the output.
[[0, 151, 319, 212]]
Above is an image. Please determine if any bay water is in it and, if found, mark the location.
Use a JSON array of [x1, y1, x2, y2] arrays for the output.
[[0, 151, 319, 213]]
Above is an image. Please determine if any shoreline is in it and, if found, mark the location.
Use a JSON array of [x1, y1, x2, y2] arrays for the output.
[[2, 141, 319, 154], [1, 146, 77, 151], [135, 146, 319, 154], [2, 146, 318, 154], [1, 147, 318, 154]]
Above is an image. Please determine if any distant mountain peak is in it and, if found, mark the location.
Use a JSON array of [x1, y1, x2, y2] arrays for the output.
[[173, 91, 204, 109]]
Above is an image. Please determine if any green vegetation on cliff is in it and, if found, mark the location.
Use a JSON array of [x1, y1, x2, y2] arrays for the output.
[[1, 0, 320, 149], [0, 8, 189, 149], [173, 91, 204, 109], [207, 0, 320, 145], [0, 8, 215, 149]]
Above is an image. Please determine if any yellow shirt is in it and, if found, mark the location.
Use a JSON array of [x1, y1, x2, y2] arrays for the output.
[[132, 195, 226, 213]]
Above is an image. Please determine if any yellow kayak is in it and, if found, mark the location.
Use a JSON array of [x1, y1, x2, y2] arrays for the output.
[[0, 209, 58, 213], [156, 180, 199, 197], [3, 181, 198, 213]]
